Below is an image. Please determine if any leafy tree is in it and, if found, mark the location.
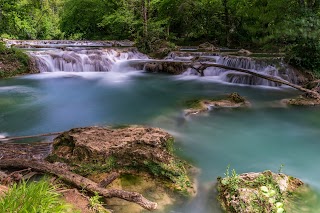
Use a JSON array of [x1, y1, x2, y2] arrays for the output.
[[0, 0, 62, 39], [60, 0, 115, 39]]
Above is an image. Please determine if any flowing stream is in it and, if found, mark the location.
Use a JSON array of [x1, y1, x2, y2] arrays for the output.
[[1, 46, 320, 212]]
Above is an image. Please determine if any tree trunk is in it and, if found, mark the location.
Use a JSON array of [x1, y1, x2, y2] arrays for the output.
[[142, 0, 148, 38], [190, 62, 320, 99], [222, 0, 230, 46], [0, 159, 157, 211], [0, 132, 62, 142]]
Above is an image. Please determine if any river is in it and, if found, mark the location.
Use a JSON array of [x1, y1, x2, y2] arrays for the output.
[[1, 46, 320, 212]]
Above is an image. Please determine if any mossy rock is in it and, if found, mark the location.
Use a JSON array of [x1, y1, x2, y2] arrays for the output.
[[47, 125, 195, 197], [144, 61, 189, 75], [217, 170, 304, 213], [183, 93, 250, 116], [0, 42, 38, 78], [282, 96, 320, 106]]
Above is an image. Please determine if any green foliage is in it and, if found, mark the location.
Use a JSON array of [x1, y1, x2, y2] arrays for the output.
[[0, 42, 33, 78], [0, 0, 62, 39], [143, 159, 192, 196], [220, 165, 240, 194], [89, 192, 110, 213], [0, 179, 74, 213], [2, 0, 320, 74], [218, 168, 288, 212], [60, 0, 115, 39]]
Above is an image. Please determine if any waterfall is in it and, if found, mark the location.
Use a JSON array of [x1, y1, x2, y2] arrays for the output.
[[28, 48, 148, 72], [173, 53, 301, 86]]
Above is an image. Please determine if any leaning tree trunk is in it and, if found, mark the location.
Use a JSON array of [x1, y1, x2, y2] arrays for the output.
[[0, 159, 157, 211], [187, 61, 320, 100]]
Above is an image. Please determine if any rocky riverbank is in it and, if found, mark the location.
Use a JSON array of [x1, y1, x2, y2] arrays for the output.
[[0, 42, 38, 78]]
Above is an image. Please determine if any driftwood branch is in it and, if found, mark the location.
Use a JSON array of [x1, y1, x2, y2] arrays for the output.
[[0, 132, 63, 142], [0, 159, 157, 211]]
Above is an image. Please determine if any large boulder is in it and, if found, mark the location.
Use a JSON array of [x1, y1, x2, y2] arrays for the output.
[[217, 170, 304, 213], [48, 126, 194, 196]]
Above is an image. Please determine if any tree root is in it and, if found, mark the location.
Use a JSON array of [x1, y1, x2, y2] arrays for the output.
[[0, 159, 157, 211]]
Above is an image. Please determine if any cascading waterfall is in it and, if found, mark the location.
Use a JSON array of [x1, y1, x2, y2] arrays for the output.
[[203, 56, 298, 86], [28, 48, 148, 72], [168, 52, 300, 86]]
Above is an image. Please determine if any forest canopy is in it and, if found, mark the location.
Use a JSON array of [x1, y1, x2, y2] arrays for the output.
[[0, 0, 320, 73]]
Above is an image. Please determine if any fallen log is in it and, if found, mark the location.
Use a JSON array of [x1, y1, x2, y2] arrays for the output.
[[140, 59, 320, 99], [188, 60, 320, 100], [0, 159, 157, 211], [0, 132, 63, 142]]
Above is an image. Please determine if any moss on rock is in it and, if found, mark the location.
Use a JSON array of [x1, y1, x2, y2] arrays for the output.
[[0, 42, 38, 78], [217, 170, 304, 213], [47, 125, 195, 197], [282, 96, 320, 106], [183, 93, 250, 116]]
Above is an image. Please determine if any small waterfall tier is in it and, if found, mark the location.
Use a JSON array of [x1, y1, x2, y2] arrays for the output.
[[168, 52, 303, 86], [28, 48, 148, 72]]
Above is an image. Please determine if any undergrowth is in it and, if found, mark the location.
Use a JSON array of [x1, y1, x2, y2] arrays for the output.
[[0, 42, 33, 78], [0, 178, 75, 213]]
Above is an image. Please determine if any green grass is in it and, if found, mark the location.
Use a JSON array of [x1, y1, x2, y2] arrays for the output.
[[0, 179, 75, 213]]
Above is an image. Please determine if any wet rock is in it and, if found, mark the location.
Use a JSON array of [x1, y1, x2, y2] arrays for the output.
[[282, 96, 320, 106], [48, 125, 195, 197], [184, 93, 250, 116], [238, 49, 252, 55], [217, 170, 304, 213], [198, 42, 219, 51], [144, 62, 189, 75]]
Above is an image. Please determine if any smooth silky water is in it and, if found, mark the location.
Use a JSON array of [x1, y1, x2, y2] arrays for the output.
[[1, 67, 320, 212]]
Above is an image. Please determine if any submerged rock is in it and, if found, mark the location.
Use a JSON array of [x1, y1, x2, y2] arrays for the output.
[[184, 93, 250, 116], [217, 170, 304, 213], [282, 96, 320, 106], [48, 126, 195, 198]]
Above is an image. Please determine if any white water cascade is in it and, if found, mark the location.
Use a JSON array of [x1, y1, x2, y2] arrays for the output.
[[28, 48, 148, 72], [167, 52, 302, 86]]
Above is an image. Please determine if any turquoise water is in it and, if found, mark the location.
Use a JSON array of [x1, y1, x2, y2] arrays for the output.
[[1, 71, 320, 212]]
